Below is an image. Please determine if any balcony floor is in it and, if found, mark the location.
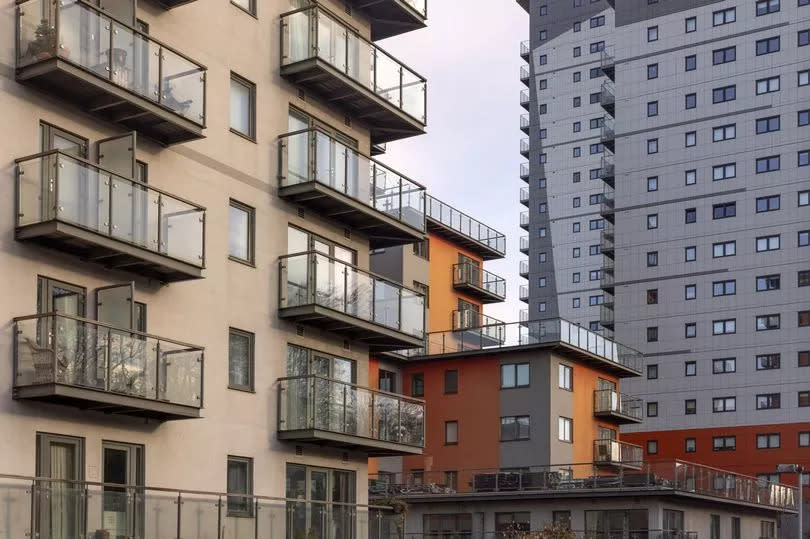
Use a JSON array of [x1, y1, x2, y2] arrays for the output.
[[17, 221, 203, 283], [280, 59, 425, 145], [278, 182, 424, 248], [594, 461, 643, 472], [13, 383, 200, 421], [594, 410, 643, 425], [452, 282, 505, 304], [426, 219, 504, 260], [152, 0, 198, 7], [278, 429, 423, 457], [346, 0, 427, 40], [17, 58, 204, 145]]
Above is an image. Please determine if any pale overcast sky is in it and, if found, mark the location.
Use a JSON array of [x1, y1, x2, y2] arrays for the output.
[[379, 1, 529, 322]]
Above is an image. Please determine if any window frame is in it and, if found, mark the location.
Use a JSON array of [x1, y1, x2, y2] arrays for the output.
[[229, 199, 256, 265], [229, 72, 257, 140], [228, 327, 255, 392]]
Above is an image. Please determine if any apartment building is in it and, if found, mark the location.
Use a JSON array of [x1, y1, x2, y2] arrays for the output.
[[521, 0, 810, 532], [0, 0, 431, 537]]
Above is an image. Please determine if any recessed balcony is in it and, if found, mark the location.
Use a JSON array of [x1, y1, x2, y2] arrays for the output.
[[593, 439, 643, 471], [345, 0, 427, 40], [452, 263, 506, 304], [520, 64, 530, 87], [594, 389, 642, 424], [520, 113, 530, 134], [520, 137, 530, 157], [16, 0, 206, 145], [520, 235, 529, 254], [277, 374, 424, 456], [279, 251, 425, 350], [280, 5, 426, 145], [520, 89, 530, 110], [13, 313, 203, 420], [278, 128, 425, 248], [425, 195, 506, 260], [16, 150, 205, 282], [452, 310, 506, 347]]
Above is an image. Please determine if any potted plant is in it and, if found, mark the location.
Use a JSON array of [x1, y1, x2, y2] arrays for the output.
[[26, 20, 57, 61]]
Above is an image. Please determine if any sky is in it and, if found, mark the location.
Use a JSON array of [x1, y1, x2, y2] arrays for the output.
[[379, 1, 529, 323]]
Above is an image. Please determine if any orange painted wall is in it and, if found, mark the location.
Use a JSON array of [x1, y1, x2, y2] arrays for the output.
[[571, 361, 620, 465], [426, 233, 484, 333], [367, 357, 381, 475], [401, 356, 501, 474]]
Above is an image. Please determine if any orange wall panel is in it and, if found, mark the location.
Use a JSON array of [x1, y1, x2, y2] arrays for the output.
[[367, 357, 380, 476], [427, 233, 485, 333], [572, 362, 620, 465]]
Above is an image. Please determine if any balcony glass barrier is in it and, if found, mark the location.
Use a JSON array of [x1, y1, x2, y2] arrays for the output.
[[425, 195, 506, 256], [520, 40, 530, 56], [520, 113, 530, 130], [520, 162, 529, 179], [519, 309, 528, 322], [520, 235, 529, 250], [369, 460, 797, 511], [520, 187, 529, 204], [594, 439, 643, 467], [14, 313, 203, 408], [280, 251, 425, 338], [280, 128, 426, 232], [278, 374, 425, 447], [601, 116, 615, 139], [452, 310, 506, 341], [520, 65, 530, 81], [400, 531, 698, 539], [16, 150, 205, 267], [281, 5, 426, 123], [18, 0, 206, 125], [519, 260, 529, 275], [0, 474, 401, 539], [452, 263, 506, 300], [520, 89, 529, 105], [520, 210, 529, 227], [520, 138, 530, 153], [519, 285, 529, 300], [594, 390, 642, 420]]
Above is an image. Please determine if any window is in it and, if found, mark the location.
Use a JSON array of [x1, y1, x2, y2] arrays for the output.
[[500, 416, 530, 441], [713, 85, 736, 103], [574, 46, 582, 57], [756, 275, 780, 291], [685, 284, 697, 300], [713, 124, 736, 142], [553, 511, 571, 530], [647, 101, 658, 116], [539, 228, 547, 237], [713, 7, 736, 25], [647, 26, 658, 41], [647, 440, 658, 454], [802, 110, 810, 126], [685, 246, 697, 261], [800, 351, 810, 366], [685, 208, 696, 223], [647, 214, 658, 229], [647, 289, 659, 304], [713, 436, 736, 451], [800, 150, 810, 167], [647, 327, 658, 342], [501, 363, 530, 389], [756, 354, 781, 371], [227, 456, 253, 517], [229, 200, 255, 264], [589, 295, 604, 306], [755, 116, 780, 135], [590, 219, 604, 230], [230, 74, 256, 140], [713, 280, 736, 296], [713, 319, 736, 335], [713, 241, 736, 257], [590, 41, 605, 53], [539, 55, 548, 65], [379, 370, 396, 392], [558, 417, 572, 442], [713, 202, 736, 219], [413, 239, 429, 259], [756, 235, 780, 251], [411, 373, 424, 397], [801, 310, 810, 326], [685, 361, 697, 376], [573, 122, 581, 133], [647, 251, 658, 267], [558, 364, 573, 390], [228, 328, 254, 391], [589, 67, 601, 79], [573, 223, 581, 233], [590, 15, 605, 27], [573, 71, 581, 82], [573, 197, 581, 207], [757, 394, 781, 410], [647, 64, 658, 79], [685, 93, 696, 109], [685, 55, 696, 71], [540, 104, 548, 115], [761, 522, 776, 539], [589, 245, 601, 256], [647, 138, 658, 154], [590, 93, 601, 105], [685, 438, 696, 452], [540, 4, 548, 14], [444, 370, 458, 394], [801, 231, 810, 247], [800, 29, 810, 46], [713, 358, 736, 373], [647, 176, 658, 191], [756, 76, 780, 94], [756, 36, 780, 55], [756, 314, 780, 330], [445, 421, 458, 444], [713, 163, 736, 180], [539, 203, 547, 213], [589, 270, 601, 281], [800, 191, 810, 206], [713, 397, 736, 412], [800, 432, 810, 447], [685, 170, 697, 185], [590, 168, 601, 180], [685, 399, 696, 415], [589, 143, 604, 154], [711, 515, 720, 539], [539, 30, 548, 41], [685, 131, 697, 146], [573, 273, 581, 283], [647, 364, 659, 379], [231, 0, 256, 15], [495, 513, 531, 533], [573, 297, 581, 308], [800, 391, 810, 407], [685, 323, 697, 338], [756, 195, 780, 212], [685, 16, 696, 32], [757, 0, 780, 14], [713, 46, 736, 64]]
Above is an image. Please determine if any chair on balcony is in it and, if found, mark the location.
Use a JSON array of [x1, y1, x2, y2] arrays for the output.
[[21, 337, 55, 384]]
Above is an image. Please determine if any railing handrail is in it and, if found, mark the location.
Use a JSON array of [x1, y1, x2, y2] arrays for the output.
[[452, 309, 505, 327], [15, 149, 206, 211], [277, 373, 425, 404], [594, 438, 643, 450], [13, 312, 203, 351], [279, 3, 427, 84], [425, 194, 506, 249], [452, 262, 505, 284], [280, 250, 425, 297]]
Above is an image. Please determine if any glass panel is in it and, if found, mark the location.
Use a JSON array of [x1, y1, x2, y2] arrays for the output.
[[160, 339, 203, 407], [178, 493, 220, 539], [57, 155, 109, 233], [161, 48, 205, 124], [16, 152, 50, 226], [18, 0, 54, 66], [283, 11, 312, 65], [161, 195, 204, 265], [59, 0, 111, 79], [374, 280, 400, 329]]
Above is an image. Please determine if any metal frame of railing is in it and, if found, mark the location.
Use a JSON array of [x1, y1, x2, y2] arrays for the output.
[[593, 389, 642, 420], [425, 194, 506, 256], [452, 263, 506, 300]]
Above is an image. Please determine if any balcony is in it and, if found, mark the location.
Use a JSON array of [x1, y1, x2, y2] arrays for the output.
[[520, 235, 529, 254], [600, 155, 615, 187], [149, 0, 198, 7], [278, 374, 424, 456], [279, 251, 425, 350], [519, 259, 529, 278], [519, 285, 529, 303], [600, 116, 615, 152], [520, 89, 530, 110], [600, 80, 615, 115], [520, 64, 530, 87], [520, 113, 530, 134], [520, 40, 530, 60], [600, 300, 615, 330], [594, 389, 642, 424], [453, 263, 506, 304], [452, 310, 507, 347], [344, 0, 427, 40], [17, 0, 206, 145], [13, 313, 203, 420], [425, 195, 506, 260], [520, 162, 530, 182], [278, 128, 425, 248], [517, 0, 530, 13], [600, 46, 616, 81], [520, 210, 529, 230], [520, 187, 530, 207], [601, 227, 615, 258], [601, 257, 615, 292], [600, 186, 615, 223], [594, 439, 643, 470], [15, 150, 205, 282], [519, 309, 528, 322], [520, 137, 530, 157], [280, 5, 426, 145]]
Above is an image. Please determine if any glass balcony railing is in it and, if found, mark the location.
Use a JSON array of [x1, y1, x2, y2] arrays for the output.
[[520, 210, 529, 228], [520, 40, 530, 58], [520, 64, 530, 84], [594, 389, 643, 422], [0, 474, 403, 539], [519, 285, 529, 302], [520, 113, 530, 131], [425, 195, 506, 259], [600, 155, 615, 182], [519, 309, 528, 322], [600, 79, 616, 111], [594, 439, 643, 469], [16, 150, 205, 280], [452, 263, 506, 302], [601, 227, 615, 255], [13, 313, 203, 418], [520, 89, 530, 108], [278, 374, 425, 454], [520, 235, 529, 252], [452, 310, 507, 346], [520, 137, 530, 155], [520, 187, 530, 206], [520, 162, 530, 180], [279, 251, 425, 344], [17, 0, 206, 137], [278, 128, 426, 237], [519, 259, 529, 277], [601, 116, 615, 142], [280, 5, 426, 125]]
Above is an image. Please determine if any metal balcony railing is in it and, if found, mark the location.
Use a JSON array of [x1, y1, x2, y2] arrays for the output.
[[452, 263, 506, 302], [425, 195, 506, 259], [594, 439, 643, 469], [520, 64, 530, 86], [520, 210, 530, 229], [520, 162, 530, 181], [519, 285, 529, 302], [520, 187, 530, 206], [600, 79, 616, 113], [277, 374, 425, 455], [520, 235, 529, 253], [520, 89, 530, 109], [520, 137, 530, 156], [519, 259, 529, 277], [520, 40, 530, 58], [594, 389, 643, 422], [520, 113, 530, 132]]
